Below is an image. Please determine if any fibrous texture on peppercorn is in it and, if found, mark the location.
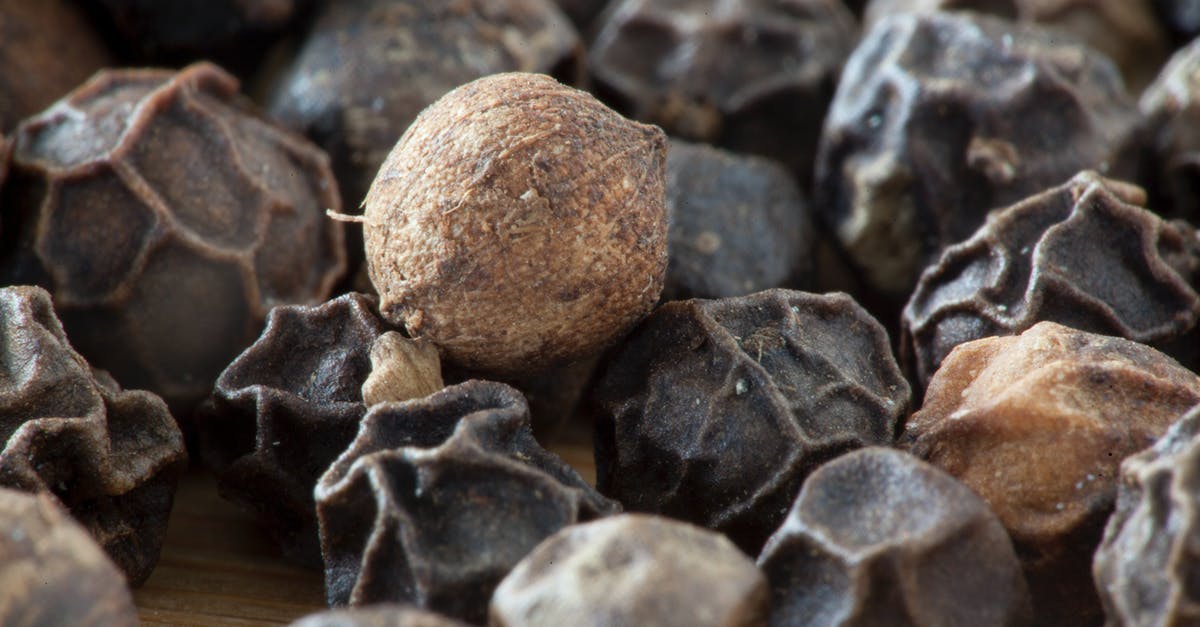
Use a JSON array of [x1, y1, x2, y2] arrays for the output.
[[814, 11, 1139, 302], [589, 0, 856, 184], [758, 447, 1031, 627], [592, 288, 910, 553], [1094, 404, 1200, 625], [901, 171, 1200, 393], [0, 0, 112, 132], [0, 285, 186, 586], [195, 293, 390, 565], [267, 0, 580, 210], [861, 0, 1167, 91], [491, 514, 768, 627], [903, 321, 1200, 625], [0, 62, 347, 415], [663, 139, 814, 301], [363, 72, 667, 377], [290, 604, 470, 627], [316, 380, 618, 623], [1139, 38, 1200, 224], [0, 488, 138, 626]]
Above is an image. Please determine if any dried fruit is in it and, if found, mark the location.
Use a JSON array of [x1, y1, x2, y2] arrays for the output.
[[901, 171, 1200, 393], [0, 285, 186, 586], [267, 0, 581, 210], [0, 0, 112, 132], [814, 11, 1139, 301], [0, 488, 138, 626], [362, 72, 667, 377], [903, 321, 1200, 624], [1094, 404, 1200, 625], [195, 293, 390, 565], [663, 140, 814, 301], [592, 289, 910, 552], [861, 0, 1168, 91], [1139, 38, 1200, 223], [316, 380, 617, 623], [0, 62, 347, 415], [758, 447, 1031, 627], [291, 604, 469, 627], [491, 514, 768, 627], [588, 0, 856, 183]]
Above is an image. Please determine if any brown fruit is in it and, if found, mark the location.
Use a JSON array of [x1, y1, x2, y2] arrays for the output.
[[363, 72, 668, 376]]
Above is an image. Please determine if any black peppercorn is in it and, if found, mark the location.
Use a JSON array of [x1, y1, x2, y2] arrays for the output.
[[1138, 38, 1200, 224]]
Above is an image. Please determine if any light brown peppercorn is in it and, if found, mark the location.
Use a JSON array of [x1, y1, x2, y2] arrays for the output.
[[362, 72, 668, 376], [491, 514, 768, 627], [0, 489, 138, 626], [903, 321, 1200, 625], [361, 332, 444, 406]]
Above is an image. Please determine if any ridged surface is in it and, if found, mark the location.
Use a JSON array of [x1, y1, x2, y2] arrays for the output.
[[814, 11, 1139, 300], [315, 380, 618, 624], [904, 322, 1200, 625], [492, 514, 768, 627], [364, 72, 668, 376], [589, 0, 856, 181], [0, 285, 186, 586], [0, 62, 346, 414], [664, 139, 813, 300], [592, 288, 910, 553], [1140, 38, 1200, 224], [758, 448, 1031, 627], [901, 171, 1200, 392], [195, 293, 390, 566]]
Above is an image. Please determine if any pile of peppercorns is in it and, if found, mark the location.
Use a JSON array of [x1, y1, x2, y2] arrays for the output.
[[1, 0, 1200, 625]]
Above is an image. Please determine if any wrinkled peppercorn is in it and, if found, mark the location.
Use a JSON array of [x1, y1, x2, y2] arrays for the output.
[[0, 62, 346, 416], [316, 380, 618, 623], [291, 604, 469, 627], [267, 0, 580, 212], [592, 289, 910, 553], [491, 514, 768, 627], [903, 321, 1200, 625], [0, 0, 112, 132], [195, 293, 390, 565], [1139, 38, 1200, 223], [589, 0, 856, 184], [862, 0, 1168, 91], [814, 11, 1139, 302], [663, 139, 814, 301], [1093, 404, 1200, 626], [363, 72, 667, 377], [901, 171, 1200, 393], [0, 285, 186, 586], [0, 488, 138, 626], [758, 447, 1031, 627]]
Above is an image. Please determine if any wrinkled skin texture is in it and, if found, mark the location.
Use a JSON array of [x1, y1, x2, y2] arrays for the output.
[[0, 0, 112, 132], [592, 289, 910, 553], [664, 139, 814, 300], [0, 63, 346, 415], [1094, 405, 1200, 626], [492, 514, 768, 627], [316, 381, 618, 624], [589, 0, 856, 184], [0, 286, 186, 586], [862, 0, 1167, 91], [0, 489, 138, 626], [1139, 39, 1200, 224], [268, 0, 580, 211], [814, 12, 1139, 302], [290, 604, 469, 627], [758, 448, 1031, 627], [364, 72, 668, 376], [904, 322, 1200, 625], [902, 171, 1200, 393], [195, 293, 391, 566]]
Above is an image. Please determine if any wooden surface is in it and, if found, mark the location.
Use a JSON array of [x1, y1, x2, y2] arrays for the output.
[[134, 428, 597, 626]]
